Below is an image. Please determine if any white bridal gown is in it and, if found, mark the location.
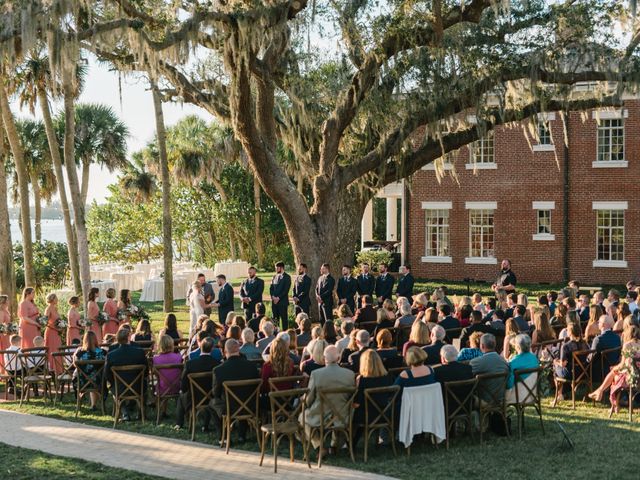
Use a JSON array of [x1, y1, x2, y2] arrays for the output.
[[188, 291, 204, 338]]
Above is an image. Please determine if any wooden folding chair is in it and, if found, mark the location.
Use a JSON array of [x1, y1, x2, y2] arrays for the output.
[[511, 367, 545, 439], [58, 345, 79, 354], [0, 349, 19, 400], [187, 371, 214, 441], [259, 387, 309, 473], [356, 385, 400, 462], [268, 376, 305, 391], [552, 349, 595, 409], [476, 371, 510, 443], [111, 365, 147, 428], [599, 346, 622, 381], [152, 363, 184, 425], [308, 386, 357, 468], [444, 328, 462, 344], [18, 350, 53, 405], [174, 338, 189, 347], [388, 367, 406, 379], [74, 359, 106, 416], [394, 326, 412, 349], [443, 378, 478, 449], [221, 378, 262, 453], [532, 338, 562, 360], [52, 351, 75, 404]]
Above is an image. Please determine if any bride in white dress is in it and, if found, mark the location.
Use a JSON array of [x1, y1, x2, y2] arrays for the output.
[[188, 281, 207, 338]]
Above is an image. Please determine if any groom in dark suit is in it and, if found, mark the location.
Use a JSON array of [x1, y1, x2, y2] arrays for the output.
[[270, 261, 292, 330], [375, 263, 395, 306], [336, 264, 357, 314], [239, 266, 264, 320], [315, 263, 335, 325], [356, 263, 376, 309], [292, 263, 311, 314], [213, 274, 234, 324]]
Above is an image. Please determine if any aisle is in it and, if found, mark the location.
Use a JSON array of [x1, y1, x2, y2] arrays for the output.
[[0, 409, 394, 480]]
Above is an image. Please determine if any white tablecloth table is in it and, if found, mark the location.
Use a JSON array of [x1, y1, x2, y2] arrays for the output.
[[398, 383, 446, 448], [140, 277, 190, 302], [90, 268, 116, 282], [90, 280, 118, 302], [110, 271, 147, 291], [176, 269, 216, 283], [213, 261, 250, 280]]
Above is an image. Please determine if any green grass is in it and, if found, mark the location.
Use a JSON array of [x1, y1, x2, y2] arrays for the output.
[[1, 394, 638, 478], [0, 442, 164, 480]]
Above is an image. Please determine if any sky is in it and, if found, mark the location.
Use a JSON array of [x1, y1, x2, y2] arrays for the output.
[[10, 56, 211, 205]]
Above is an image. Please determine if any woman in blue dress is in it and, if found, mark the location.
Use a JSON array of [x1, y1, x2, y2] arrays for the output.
[[73, 331, 106, 410]]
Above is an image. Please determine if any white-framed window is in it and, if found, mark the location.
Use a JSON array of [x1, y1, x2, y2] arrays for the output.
[[592, 202, 627, 268], [421, 202, 452, 263], [538, 120, 552, 145], [466, 131, 496, 169], [532, 113, 556, 152], [532, 201, 555, 241], [593, 110, 627, 168], [465, 202, 496, 264]]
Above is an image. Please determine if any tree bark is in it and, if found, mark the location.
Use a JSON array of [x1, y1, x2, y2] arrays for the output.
[[63, 74, 91, 302], [37, 89, 81, 293], [253, 175, 264, 267], [332, 189, 370, 268], [80, 159, 90, 207], [31, 172, 42, 243], [0, 115, 16, 314], [0, 84, 35, 287], [210, 177, 238, 260], [151, 82, 173, 312]]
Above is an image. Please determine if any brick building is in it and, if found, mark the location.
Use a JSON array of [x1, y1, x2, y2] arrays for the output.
[[362, 98, 640, 284]]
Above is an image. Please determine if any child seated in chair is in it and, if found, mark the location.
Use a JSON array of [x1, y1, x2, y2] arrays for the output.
[[3, 335, 21, 394]]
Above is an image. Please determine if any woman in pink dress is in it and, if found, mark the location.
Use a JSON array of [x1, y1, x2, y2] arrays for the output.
[[117, 289, 132, 326], [44, 293, 63, 373], [18, 287, 40, 349], [0, 295, 11, 369], [87, 287, 102, 344], [66, 296, 82, 345], [102, 288, 120, 337]]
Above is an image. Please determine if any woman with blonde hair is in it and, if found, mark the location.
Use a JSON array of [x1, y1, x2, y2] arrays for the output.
[[261, 337, 295, 392], [417, 307, 438, 328], [374, 308, 395, 338], [336, 304, 354, 323], [402, 320, 430, 355], [395, 347, 435, 389], [301, 338, 328, 376], [614, 303, 631, 332], [18, 287, 40, 348], [531, 311, 555, 346], [496, 289, 508, 310], [411, 292, 430, 315], [471, 293, 485, 314], [502, 318, 520, 360], [102, 288, 119, 337], [382, 299, 396, 321], [44, 293, 63, 372], [585, 304, 603, 342]]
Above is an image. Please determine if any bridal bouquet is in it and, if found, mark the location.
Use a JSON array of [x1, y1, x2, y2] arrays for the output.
[[97, 312, 110, 326], [0, 322, 18, 335], [56, 316, 68, 329], [79, 317, 93, 328], [129, 305, 150, 321], [117, 309, 128, 322], [37, 316, 49, 328]]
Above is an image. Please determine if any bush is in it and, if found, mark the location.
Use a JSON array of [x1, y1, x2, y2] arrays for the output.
[[14, 241, 70, 290], [355, 250, 393, 273]]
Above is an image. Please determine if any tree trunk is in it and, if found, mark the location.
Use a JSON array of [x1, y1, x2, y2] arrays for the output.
[[38, 89, 81, 293], [0, 84, 35, 287], [253, 175, 264, 267], [63, 74, 91, 303], [210, 177, 237, 260], [151, 82, 173, 312], [0, 115, 16, 314], [80, 159, 90, 207], [31, 172, 42, 243], [332, 189, 370, 268]]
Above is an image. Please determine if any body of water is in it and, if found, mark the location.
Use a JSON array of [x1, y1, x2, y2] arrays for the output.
[[9, 218, 68, 244]]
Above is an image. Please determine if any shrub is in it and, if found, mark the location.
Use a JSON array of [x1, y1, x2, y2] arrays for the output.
[[14, 241, 70, 289], [355, 250, 393, 273]]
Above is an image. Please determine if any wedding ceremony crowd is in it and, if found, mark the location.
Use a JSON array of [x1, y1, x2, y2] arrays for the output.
[[1, 259, 640, 467]]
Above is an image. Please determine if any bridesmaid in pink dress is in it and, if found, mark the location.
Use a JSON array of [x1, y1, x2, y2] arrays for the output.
[[0, 295, 11, 369], [87, 287, 102, 344], [117, 289, 132, 326], [102, 288, 120, 337], [44, 293, 63, 373], [66, 296, 82, 345], [18, 287, 40, 349]]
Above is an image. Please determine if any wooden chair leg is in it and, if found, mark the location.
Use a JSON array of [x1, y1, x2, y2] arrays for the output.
[[226, 418, 231, 454], [289, 435, 294, 462], [273, 432, 278, 473], [259, 431, 267, 467]]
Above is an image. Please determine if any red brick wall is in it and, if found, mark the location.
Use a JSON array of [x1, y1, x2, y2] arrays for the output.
[[407, 100, 640, 285]]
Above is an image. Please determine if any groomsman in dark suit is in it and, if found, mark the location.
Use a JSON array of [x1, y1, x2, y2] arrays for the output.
[[315, 263, 335, 325], [375, 263, 395, 306], [212, 274, 234, 324], [239, 266, 264, 321], [292, 263, 311, 314], [356, 263, 376, 309], [336, 265, 357, 314], [396, 265, 415, 302], [269, 261, 291, 330]]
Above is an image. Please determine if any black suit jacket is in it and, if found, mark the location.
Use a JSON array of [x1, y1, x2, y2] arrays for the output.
[[217, 283, 235, 323], [292, 274, 311, 311], [315, 274, 336, 307], [422, 340, 445, 365], [181, 353, 220, 394], [211, 355, 260, 411], [459, 323, 492, 349], [375, 274, 395, 302], [239, 277, 264, 314], [105, 344, 147, 392], [269, 273, 291, 306], [354, 305, 377, 326], [336, 276, 357, 308], [396, 273, 415, 300], [356, 274, 376, 297], [348, 346, 373, 373], [439, 316, 460, 331], [434, 361, 474, 407]]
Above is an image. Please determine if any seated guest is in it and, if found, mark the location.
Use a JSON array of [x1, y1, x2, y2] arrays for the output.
[[339, 329, 359, 364], [438, 304, 460, 330], [511, 305, 529, 333], [301, 339, 328, 377], [227, 325, 242, 343], [531, 311, 556, 346], [239, 328, 262, 360], [373, 308, 394, 339], [482, 298, 497, 323], [590, 314, 622, 382], [323, 321, 339, 345], [105, 328, 147, 421], [486, 309, 506, 331], [248, 303, 266, 333], [402, 320, 430, 356], [159, 313, 182, 341], [73, 331, 106, 410], [336, 321, 354, 354], [107, 324, 133, 352], [550, 303, 568, 328], [296, 314, 312, 347], [457, 331, 483, 362], [458, 304, 474, 328], [174, 337, 219, 431], [153, 334, 183, 417], [411, 293, 430, 316], [302, 345, 355, 451], [353, 295, 376, 327], [261, 337, 295, 392], [459, 310, 491, 349], [375, 329, 399, 361], [348, 330, 373, 373], [302, 326, 324, 361], [554, 323, 588, 385], [3, 335, 22, 394], [470, 333, 509, 404], [256, 321, 276, 353], [506, 334, 539, 392], [577, 295, 590, 323], [584, 304, 603, 342], [287, 328, 300, 364], [422, 325, 446, 365], [416, 307, 439, 330], [394, 347, 436, 389], [189, 331, 223, 363], [559, 311, 580, 340], [626, 291, 638, 314], [131, 319, 153, 343], [336, 304, 354, 325], [232, 315, 246, 331], [471, 293, 485, 315], [614, 303, 631, 333], [353, 349, 394, 445], [502, 319, 520, 360], [434, 345, 474, 406], [381, 299, 396, 321], [394, 302, 415, 328]]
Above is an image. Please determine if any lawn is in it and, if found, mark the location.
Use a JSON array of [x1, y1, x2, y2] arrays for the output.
[[0, 442, 164, 480], [1, 394, 638, 478]]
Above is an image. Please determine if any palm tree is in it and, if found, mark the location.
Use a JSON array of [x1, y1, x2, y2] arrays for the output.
[[0, 118, 16, 311], [17, 53, 81, 292], [73, 103, 129, 206], [0, 79, 35, 287]]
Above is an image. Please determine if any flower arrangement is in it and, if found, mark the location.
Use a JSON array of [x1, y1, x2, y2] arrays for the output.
[[37, 316, 49, 328], [97, 312, 110, 326], [117, 309, 128, 322], [0, 323, 19, 335], [79, 317, 93, 328], [129, 305, 150, 321], [56, 316, 68, 330], [618, 347, 640, 388]]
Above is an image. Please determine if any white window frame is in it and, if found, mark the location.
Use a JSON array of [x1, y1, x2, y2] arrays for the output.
[[592, 202, 627, 268], [592, 110, 627, 168], [532, 112, 556, 152], [532, 201, 555, 240], [421, 202, 452, 263], [465, 204, 496, 264], [422, 153, 455, 171], [466, 131, 496, 170]]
